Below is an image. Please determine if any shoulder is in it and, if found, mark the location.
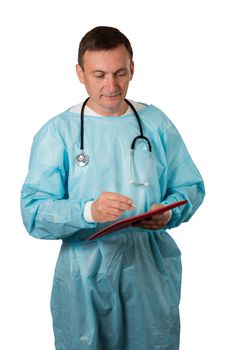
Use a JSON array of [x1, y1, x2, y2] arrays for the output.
[[34, 108, 78, 140], [137, 102, 174, 129]]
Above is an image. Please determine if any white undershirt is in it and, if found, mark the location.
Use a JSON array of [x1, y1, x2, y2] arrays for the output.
[[69, 100, 145, 116]]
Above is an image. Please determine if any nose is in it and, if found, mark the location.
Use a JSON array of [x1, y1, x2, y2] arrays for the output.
[[106, 75, 118, 93]]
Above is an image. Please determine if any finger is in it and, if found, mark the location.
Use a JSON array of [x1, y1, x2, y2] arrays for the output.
[[132, 222, 162, 229], [132, 218, 165, 229], [133, 219, 157, 227], [107, 200, 133, 212], [141, 218, 163, 225], [150, 204, 164, 211], [102, 205, 126, 217], [96, 198, 129, 213], [154, 211, 170, 219], [152, 210, 169, 218], [105, 197, 134, 212], [106, 192, 134, 208]]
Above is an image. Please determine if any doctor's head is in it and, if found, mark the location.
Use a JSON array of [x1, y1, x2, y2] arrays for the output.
[[76, 26, 134, 116]]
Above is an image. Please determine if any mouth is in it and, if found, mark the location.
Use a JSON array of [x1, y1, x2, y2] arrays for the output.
[[102, 93, 121, 99], [102, 92, 121, 98]]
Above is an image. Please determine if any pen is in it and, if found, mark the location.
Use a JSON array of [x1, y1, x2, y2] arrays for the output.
[[131, 203, 137, 208]]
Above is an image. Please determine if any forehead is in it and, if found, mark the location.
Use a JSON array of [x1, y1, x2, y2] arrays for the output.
[[82, 45, 132, 71]]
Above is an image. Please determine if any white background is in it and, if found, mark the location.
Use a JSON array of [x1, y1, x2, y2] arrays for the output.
[[0, 0, 232, 349]]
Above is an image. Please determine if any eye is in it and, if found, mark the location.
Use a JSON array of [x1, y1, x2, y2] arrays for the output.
[[118, 71, 127, 77], [94, 73, 105, 79]]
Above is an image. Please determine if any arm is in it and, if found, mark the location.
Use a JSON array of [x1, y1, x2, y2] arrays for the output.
[[160, 117, 205, 229], [20, 121, 96, 240], [133, 116, 205, 230]]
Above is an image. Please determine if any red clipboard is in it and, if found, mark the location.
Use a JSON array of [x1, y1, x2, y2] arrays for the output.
[[86, 199, 188, 241]]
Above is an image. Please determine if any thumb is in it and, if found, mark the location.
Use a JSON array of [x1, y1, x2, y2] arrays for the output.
[[150, 203, 164, 211]]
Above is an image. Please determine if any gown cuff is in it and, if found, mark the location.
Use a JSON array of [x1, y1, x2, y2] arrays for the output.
[[167, 209, 172, 222], [84, 201, 95, 223]]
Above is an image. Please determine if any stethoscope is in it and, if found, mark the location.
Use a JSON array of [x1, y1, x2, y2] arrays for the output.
[[76, 97, 152, 186]]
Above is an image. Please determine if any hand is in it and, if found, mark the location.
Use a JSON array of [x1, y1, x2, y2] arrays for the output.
[[132, 204, 171, 230], [91, 192, 134, 223]]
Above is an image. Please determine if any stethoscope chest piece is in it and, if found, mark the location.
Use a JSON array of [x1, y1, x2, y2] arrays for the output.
[[76, 152, 89, 167]]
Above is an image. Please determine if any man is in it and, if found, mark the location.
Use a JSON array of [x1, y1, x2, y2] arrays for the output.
[[21, 26, 205, 350]]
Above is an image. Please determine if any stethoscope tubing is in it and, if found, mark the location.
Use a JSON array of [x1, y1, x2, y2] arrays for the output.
[[76, 97, 152, 167], [80, 97, 89, 151]]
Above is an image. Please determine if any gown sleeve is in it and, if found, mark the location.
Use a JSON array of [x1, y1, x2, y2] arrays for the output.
[[159, 117, 205, 229], [20, 120, 96, 240]]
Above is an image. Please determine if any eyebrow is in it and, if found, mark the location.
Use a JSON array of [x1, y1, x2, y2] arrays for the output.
[[92, 68, 128, 74]]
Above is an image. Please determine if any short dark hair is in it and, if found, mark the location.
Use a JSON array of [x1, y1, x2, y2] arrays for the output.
[[78, 26, 133, 69]]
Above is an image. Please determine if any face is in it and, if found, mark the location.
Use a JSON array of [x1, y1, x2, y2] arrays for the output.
[[76, 45, 134, 116]]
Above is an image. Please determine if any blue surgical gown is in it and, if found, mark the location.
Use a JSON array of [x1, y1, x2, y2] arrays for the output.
[[21, 103, 205, 350]]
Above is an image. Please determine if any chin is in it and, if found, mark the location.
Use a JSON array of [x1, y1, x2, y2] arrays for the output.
[[103, 95, 125, 106]]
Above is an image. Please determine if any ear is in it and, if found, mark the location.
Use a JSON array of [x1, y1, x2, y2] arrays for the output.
[[130, 61, 134, 80], [76, 64, 85, 84]]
